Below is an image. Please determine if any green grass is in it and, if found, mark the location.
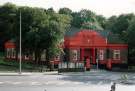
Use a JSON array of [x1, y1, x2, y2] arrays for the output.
[[0, 57, 48, 72]]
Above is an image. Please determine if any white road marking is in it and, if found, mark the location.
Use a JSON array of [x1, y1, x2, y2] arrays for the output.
[[12, 82, 22, 85], [31, 82, 41, 85], [4, 81, 11, 84], [0, 82, 4, 84], [73, 82, 81, 85]]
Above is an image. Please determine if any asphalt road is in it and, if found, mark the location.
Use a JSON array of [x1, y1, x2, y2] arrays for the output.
[[0, 70, 135, 91]]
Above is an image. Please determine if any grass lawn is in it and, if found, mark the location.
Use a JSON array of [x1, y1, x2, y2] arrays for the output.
[[0, 53, 48, 72]]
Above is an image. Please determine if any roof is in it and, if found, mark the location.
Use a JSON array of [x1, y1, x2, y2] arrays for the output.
[[65, 27, 126, 44], [107, 33, 125, 44], [65, 27, 81, 37], [98, 30, 125, 44]]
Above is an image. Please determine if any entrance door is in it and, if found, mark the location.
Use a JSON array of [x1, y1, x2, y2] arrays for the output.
[[80, 48, 96, 64]]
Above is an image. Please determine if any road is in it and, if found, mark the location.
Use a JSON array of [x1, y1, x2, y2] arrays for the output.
[[0, 70, 135, 91]]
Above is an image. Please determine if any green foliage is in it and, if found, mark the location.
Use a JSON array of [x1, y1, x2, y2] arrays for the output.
[[0, 3, 18, 51], [127, 17, 135, 56], [96, 15, 106, 29], [71, 12, 82, 28], [105, 16, 117, 30], [112, 14, 134, 34], [59, 8, 72, 15], [105, 14, 134, 41], [72, 9, 104, 30], [23, 8, 71, 61]]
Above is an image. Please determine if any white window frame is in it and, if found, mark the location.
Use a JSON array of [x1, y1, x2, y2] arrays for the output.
[[99, 50, 104, 60], [72, 50, 78, 61], [113, 50, 120, 60]]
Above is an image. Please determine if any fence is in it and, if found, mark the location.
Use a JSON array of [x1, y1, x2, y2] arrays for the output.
[[58, 62, 85, 72]]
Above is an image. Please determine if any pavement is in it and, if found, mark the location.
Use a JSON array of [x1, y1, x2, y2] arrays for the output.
[[0, 70, 135, 91], [0, 69, 105, 76], [0, 71, 58, 76]]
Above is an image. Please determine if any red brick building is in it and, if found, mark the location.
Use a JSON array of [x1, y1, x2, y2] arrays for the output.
[[63, 28, 128, 69]]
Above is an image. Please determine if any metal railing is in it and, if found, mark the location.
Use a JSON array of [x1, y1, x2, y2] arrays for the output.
[[58, 62, 84, 69]]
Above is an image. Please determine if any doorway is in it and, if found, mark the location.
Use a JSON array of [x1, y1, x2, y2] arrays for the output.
[[81, 48, 96, 64]]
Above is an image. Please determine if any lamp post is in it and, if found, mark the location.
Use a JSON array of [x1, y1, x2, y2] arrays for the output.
[[9, 11, 22, 74], [19, 11, 22, 74]]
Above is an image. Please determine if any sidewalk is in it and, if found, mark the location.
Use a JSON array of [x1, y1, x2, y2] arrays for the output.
[[0, 71, 58, 76]]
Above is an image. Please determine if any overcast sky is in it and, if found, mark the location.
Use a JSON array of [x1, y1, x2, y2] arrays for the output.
[[0, 0, 135, 17]]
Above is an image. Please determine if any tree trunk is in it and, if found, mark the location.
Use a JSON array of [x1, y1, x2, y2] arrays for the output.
[[34, 49, 41, 64]]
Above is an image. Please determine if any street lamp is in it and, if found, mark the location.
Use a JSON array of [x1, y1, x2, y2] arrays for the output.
[[9, 11, 22, 74], [19, 11, 22, 74]]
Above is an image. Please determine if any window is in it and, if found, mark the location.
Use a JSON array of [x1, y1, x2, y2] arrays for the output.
[[72, 50, 78, 61], [25, 53, 29, 60], [41, 50, 46, 61], [6, 48, 10, 58], [11, 48, 16, 58], [55, 55, 60, 60], [99, 50, 104, 60], [113, 50, 120, 60]]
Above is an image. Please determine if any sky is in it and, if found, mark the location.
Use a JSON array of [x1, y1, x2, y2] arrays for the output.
[[0, 0, 135, 17]]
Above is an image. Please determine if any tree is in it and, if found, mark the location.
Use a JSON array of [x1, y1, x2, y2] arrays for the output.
[[59, 8, 72, 15], [111, 14, 134, 34], [22, 7, 71, 63], [71, 12, 82, 28], [79, 9, 103, 30], [71, 9, 103, 30], [105, 15, 117, 30], [127, 17, 135, 58], [105, 14, 134, 42], [0, 3, 18, 51], [96, 15, 106, 29]]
